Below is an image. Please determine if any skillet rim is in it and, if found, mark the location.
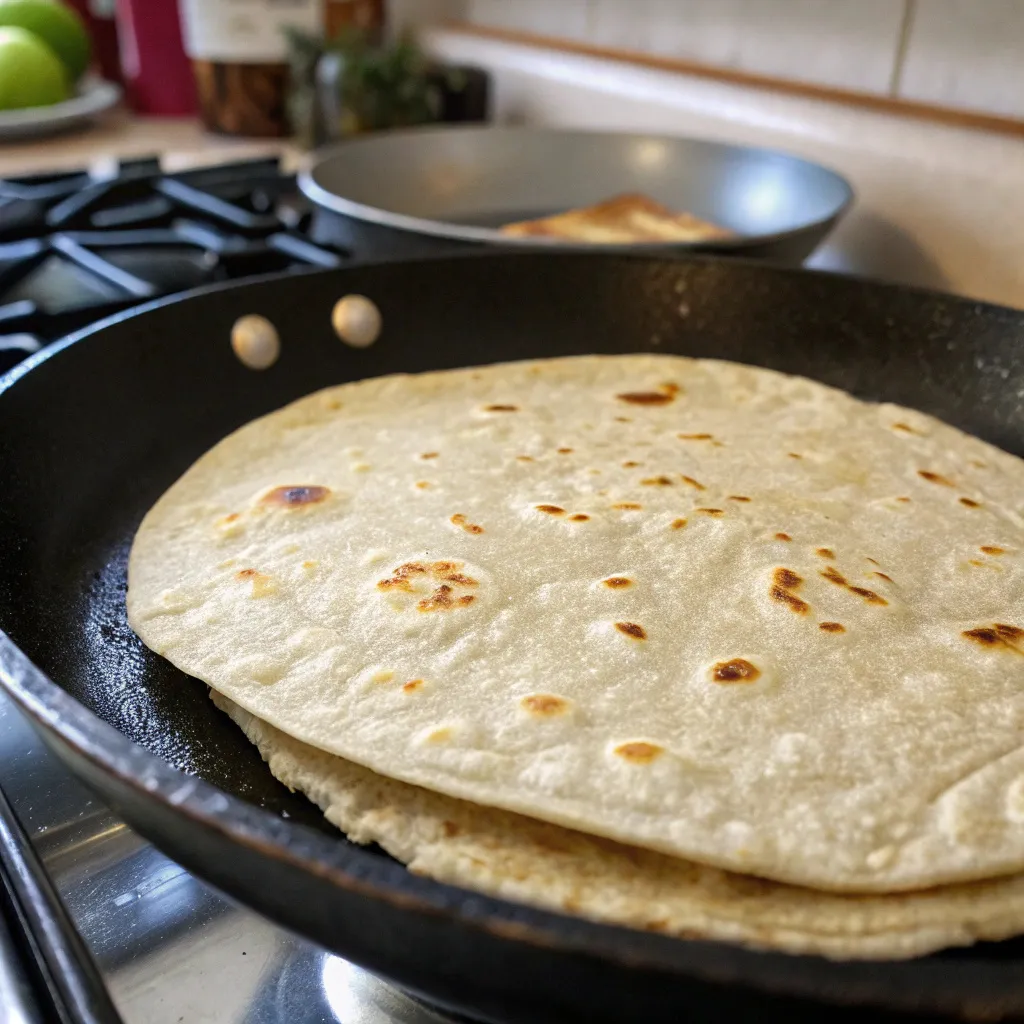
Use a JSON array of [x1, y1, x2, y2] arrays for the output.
[[2, 251, 1024, 1017]]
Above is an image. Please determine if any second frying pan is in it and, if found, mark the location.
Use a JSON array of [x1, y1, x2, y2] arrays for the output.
[[300, 126, 854, 264], [2, 252, 1024, 1023]]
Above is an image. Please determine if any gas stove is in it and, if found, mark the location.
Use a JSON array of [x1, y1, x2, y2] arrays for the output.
[[0, 155, 475, 1024], [0, 155, 344, 374]]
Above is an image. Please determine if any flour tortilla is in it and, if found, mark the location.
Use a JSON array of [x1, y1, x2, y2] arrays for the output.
[[498, 193, 731, 243], [128, 355, 1024, 892], [214, 691, 1024, 959]]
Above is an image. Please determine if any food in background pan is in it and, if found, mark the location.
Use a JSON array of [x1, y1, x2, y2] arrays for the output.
[[498, 193, 731, 243], [127, 354, 1024, 959]]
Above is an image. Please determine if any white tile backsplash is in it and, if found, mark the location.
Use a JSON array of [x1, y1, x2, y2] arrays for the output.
[[897, 0, 1024, 119], [412, 0, 1024, 121], [729, 0, 905, 93], [588, 0, 745, 67], [463, 0, 591, 39], [588, 0, 905, 94], [388, 0, 467, 31]]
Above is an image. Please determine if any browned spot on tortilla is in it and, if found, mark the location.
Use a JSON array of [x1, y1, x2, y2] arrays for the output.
[[516, 455, 535, 462], [729, 495, 752, 502], [680, 475, 705, 490], [377, 577, 414, 592], [403, 679, 424, 693], [772, 591, 810, 614], [815, 547, 836, 560], [821, 566, 848, 586], [819, 621, 846, 633], [458, 595, 475, 606], [535, 504, 565, 516], [615, 621, 647, 640], [617, 390, 674, 406], [417, 585, 456, 612], [614, 416, 633, 423], [972, 460, 988, 469], [450, 513, 484, 534], [222, 512, 240, 523], [614, 741, 663, 763], [442, 820, 461, 837], [622, 460, 641, 468], [819, 566, 887, 604], [896, 496, 912, 504], [262, 485, 331, 507], [965, 627, 1000, 645], [678, 433, 713, 441], [613, 502, 642, 510], [430, 561, 456, 573], [420, 452, 439, 460], [775, 532, 792, 541], [872, 571, 894, 583], [695, 507, 724, 517], [604, 576, 633, 589], [710, 658, 761, 684], [892, 422, 922, 434], [641, 475, 674, 486], [378, 561, 437, 592], [521, 694, 569, 716], [569, 513, 591, 522], [770, 567, 809, 614], [442, 572, 478, 586], [774, 568, 802, 590], [981, 546, 1007, 556], [302, 560, 317, 570], [236, 568, 260, 580], [557, 447, 574, 454], [415, 481, 431, 489], [485, 404, 519, 412], [671, 518, 688, 530], [787, 452, 803, 459], [662, 382, 681, 395], [964, 624, 1024, 653], [918, 470, 954, 486], [960, 497, 982, 508], [399, 562, 429, 575]]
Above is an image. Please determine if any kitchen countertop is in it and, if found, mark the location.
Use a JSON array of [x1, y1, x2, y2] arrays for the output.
[[0, 111, 297, 177]]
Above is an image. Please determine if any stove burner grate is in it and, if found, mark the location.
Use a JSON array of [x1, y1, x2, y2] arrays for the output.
[[0, 155, 348, 374]]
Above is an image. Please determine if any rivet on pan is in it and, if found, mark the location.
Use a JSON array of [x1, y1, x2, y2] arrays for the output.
[[333, 294, 382, 348], [231, 315, 280, 370]]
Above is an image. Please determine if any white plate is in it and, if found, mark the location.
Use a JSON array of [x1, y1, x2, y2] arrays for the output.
[[0, 77, 121, 141]]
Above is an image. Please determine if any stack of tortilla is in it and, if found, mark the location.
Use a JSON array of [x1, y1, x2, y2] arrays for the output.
[[127, 354, 1024, 960]]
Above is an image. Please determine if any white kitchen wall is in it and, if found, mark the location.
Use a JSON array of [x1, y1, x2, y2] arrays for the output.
[[464, 0, 592, 38], [897, 0, 1024, 119], [391, 0, 1024, 121], [589, 0, 906, 94]]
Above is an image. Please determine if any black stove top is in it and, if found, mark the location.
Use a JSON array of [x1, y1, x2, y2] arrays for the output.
[[0, 155, 345, 373]]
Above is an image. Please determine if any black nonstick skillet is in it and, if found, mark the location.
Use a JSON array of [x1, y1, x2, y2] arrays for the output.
[[2, 251, 1024, 1023]]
